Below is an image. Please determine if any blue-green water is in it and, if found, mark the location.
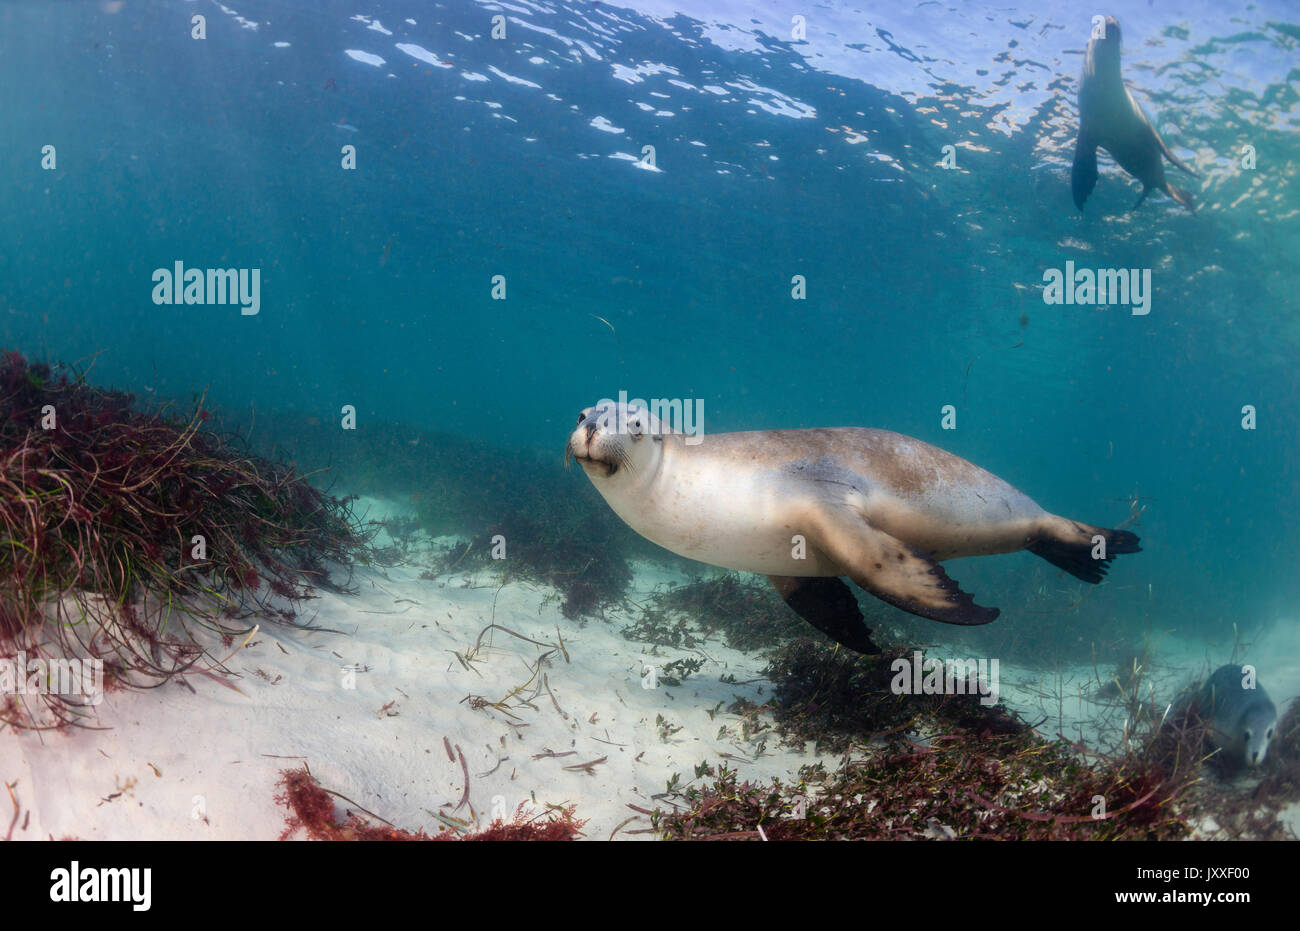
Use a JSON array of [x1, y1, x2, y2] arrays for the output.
[[2, 0, 1297, 644]]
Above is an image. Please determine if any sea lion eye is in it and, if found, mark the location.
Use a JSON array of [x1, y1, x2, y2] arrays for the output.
[[1244, 729, 1253, 740], [576, 412, 585, 425]]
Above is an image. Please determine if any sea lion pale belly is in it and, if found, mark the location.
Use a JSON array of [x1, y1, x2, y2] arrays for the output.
[[566, 401, 1141, 654], [1072, 16, 1196, 212]]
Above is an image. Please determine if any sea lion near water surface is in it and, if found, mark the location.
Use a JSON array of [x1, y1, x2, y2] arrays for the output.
[[1072, 15, 1197, 212], [566, 401, 1141, 654]]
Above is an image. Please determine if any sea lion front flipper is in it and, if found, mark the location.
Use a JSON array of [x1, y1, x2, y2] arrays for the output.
[[1071, 131, 1099, 211], [803, 506, 999, 626], [768, 575, 881, 655]]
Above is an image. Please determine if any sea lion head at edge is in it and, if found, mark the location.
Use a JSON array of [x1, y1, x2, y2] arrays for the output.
[[1085, 15, 1122, 79], [1202, 663, 1279, 768], [1239, 702, 1278, 767]]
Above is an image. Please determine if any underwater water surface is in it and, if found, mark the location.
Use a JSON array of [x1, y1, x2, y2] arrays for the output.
[[1, 0, 1299, 850]]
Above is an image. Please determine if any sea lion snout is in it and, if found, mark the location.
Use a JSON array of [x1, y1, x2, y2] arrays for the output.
[[1242, 707, 1277, 767], [564, 409, 602, 468], [566, 403, 643, 477], [1087, 16, 1122, 69]]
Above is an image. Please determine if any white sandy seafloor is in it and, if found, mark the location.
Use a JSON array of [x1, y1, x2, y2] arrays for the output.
[[3, 495, 1298, 840]]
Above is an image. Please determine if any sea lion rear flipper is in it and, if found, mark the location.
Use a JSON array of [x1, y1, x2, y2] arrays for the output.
[[1164, 182, 1195, 211], [1071, 133, 1098, 211], [768, 576, 881, 654], [1131, 186, 1150, 211], [1029, 518, 1141, 584], [1155, 133, 1197, 178], [803, 506, 999, 627]]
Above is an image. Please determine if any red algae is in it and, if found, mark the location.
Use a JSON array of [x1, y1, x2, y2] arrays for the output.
[[276, 767, 585, 841]]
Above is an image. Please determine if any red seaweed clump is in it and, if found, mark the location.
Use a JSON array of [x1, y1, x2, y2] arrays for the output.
[[652, 640, 1194, 840], [656, 738, 1190, 841], [276, 767, 584, 841]]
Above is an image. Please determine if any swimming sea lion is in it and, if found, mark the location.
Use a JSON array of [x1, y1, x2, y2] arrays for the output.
[[1198, 663, 1277, 768], [1072, 15, 1197, 212], [566, 401, 1141, 654]]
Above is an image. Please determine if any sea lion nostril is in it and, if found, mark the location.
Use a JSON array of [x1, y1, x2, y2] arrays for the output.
[[584, 422, 597, 442]]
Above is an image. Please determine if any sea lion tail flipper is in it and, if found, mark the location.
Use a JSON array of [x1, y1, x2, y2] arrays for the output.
[[1029, 518, 1141, 584], [802, 507, 999, 627], [768, 575, 880, 654], [1165, 182, 1196, 211], [1071, 134, 1098, 211]]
